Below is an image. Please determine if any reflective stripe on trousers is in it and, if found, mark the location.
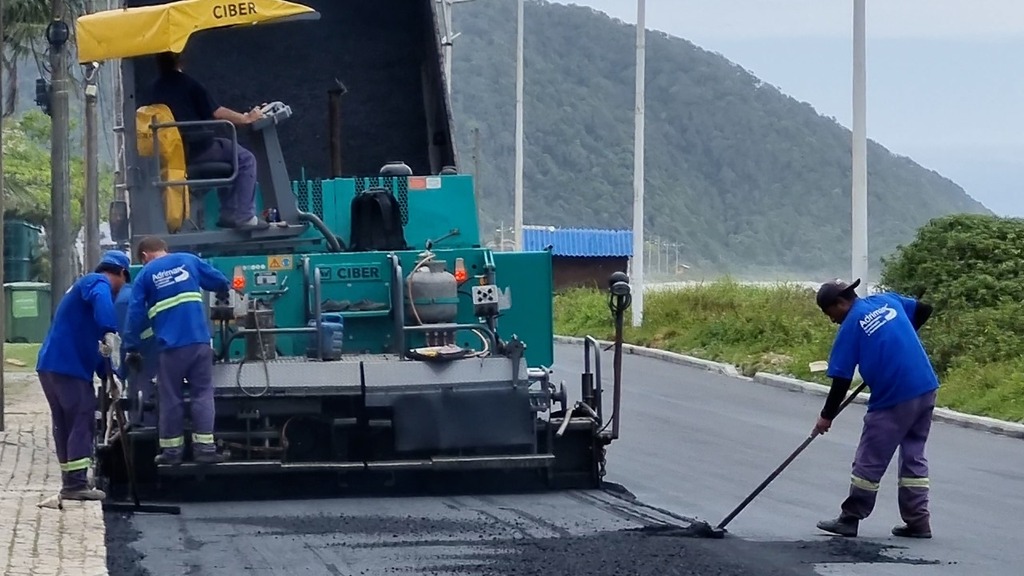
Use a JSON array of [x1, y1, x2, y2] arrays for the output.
[[851, 475, 879, 492], [60, 457, 91, 472], [898, 477, 930, 489], [159, 435, 184, 449]]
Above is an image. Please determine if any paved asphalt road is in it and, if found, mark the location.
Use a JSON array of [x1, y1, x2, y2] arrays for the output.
[[557, 343, 1024, 575], [106, 343, 1023, 575]]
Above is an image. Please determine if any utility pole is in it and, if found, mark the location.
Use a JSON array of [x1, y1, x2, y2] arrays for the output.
[[47, 3, 73, 314], [851, 0, 868, 294], [110, 0, 126, 205], [1, 0, 7, 431], [630, 0, 646, 327], [84, 61, 101, 270], [513, 0, 525, 250], [436, 0, 477, 102]]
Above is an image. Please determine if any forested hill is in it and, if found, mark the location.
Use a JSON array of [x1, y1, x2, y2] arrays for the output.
[[449, 0, 990, 277]]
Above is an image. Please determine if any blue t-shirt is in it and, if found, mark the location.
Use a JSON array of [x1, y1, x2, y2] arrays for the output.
[[826, 292, 939, 411], [143, 70, 220, 159]]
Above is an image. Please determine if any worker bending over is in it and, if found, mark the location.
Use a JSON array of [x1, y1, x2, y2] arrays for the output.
[[36, 250, 131, 500], [114, 271, 160, 427], [123, 236, 233, 465], [813, 279, 937, 539]]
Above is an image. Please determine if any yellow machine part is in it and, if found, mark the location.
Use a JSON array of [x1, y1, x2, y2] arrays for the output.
[[75, 0, 320, 64], [136, 104, 189, 233]]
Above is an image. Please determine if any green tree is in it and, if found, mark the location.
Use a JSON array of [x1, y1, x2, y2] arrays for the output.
[[879, 214, 1024, 374], [3, 109, 113, 229]]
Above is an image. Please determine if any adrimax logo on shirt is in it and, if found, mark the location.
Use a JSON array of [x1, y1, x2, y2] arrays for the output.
[[152, 266, 190, 290], [859, 305, 897, 336]]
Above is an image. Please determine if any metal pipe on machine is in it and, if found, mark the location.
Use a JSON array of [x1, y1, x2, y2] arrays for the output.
[[328, 80, 347, 177]]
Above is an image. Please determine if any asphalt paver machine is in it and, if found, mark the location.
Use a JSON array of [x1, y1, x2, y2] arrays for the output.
[[77, 0, 632, 500]]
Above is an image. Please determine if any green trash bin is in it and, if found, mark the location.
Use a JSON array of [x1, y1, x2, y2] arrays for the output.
[[4, 282, 52, 344], [3, 219, 44, 283]]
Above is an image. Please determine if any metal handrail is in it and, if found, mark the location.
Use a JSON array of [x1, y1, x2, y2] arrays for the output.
[[313, 266, 324, 360], [389, 254, 406, 356], [150, 118, 239, 188], [584, 335, 604, 423]]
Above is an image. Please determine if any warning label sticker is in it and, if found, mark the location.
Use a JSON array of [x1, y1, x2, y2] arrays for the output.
[[266, 255, 294, 271]]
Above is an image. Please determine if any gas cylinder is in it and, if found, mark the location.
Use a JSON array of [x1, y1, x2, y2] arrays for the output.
[[406, 259, 458, 324]]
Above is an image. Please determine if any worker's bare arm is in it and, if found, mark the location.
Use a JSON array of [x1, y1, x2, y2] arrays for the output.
[[213, 105, 262, 126]]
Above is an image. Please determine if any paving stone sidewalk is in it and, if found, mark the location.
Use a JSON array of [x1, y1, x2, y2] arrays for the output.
[[1, 372, 108, 576]]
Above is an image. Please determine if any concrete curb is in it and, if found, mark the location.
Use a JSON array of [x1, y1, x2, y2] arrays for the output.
[[552, 335, 741, 377], [554, 335, 1024, 441]]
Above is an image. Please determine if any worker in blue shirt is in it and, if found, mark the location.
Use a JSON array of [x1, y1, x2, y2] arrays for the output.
[[36, 250, 131, 500], [813, 278, 938, 539], [113, 274, 160, 428], [123, 236, 233, 465]]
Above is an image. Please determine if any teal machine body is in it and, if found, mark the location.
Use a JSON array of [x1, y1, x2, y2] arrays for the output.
[[100, 0, 623, 499]]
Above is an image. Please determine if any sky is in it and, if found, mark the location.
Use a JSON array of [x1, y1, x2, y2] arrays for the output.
[[550, 0, 1024, 216]]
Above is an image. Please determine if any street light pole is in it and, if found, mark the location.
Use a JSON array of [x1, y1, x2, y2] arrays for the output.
[[513, 0, 524, 250], [1, 0, 6, 431], [851, 0, 868, 294], [630, 0, 646, 327]]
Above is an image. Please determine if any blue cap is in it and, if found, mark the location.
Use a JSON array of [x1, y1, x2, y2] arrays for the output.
[[96, 250, 132, 282]]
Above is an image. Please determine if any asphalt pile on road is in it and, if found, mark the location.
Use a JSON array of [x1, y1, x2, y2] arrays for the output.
[[105, 509, 937, 576], [419, 527, 937, 576]]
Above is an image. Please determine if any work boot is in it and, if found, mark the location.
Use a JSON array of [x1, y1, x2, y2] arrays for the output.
[[60, 487, 106, 501], [60, 470, 106, 500], [322, 299, 351, 312], [217, 216, 270, 230], [892, 523, 932, 539], [154, 449, 183, 466], [816, 515, 859, 537], [236, 216, 270, 231], [192, 444, 226, 464]]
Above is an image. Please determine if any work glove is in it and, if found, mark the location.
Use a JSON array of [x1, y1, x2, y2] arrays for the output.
[[99, 332, 122, 370], [125, 352, 144, 375]]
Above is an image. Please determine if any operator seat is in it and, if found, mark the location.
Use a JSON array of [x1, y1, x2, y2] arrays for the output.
[[135, 104, 238, 234]]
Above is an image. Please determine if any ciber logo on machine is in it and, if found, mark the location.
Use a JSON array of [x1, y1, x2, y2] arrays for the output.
[[859, 305, 897, 336], [152, 266, 190, 289]]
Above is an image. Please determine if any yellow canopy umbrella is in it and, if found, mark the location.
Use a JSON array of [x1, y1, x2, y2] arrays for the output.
[[75, 0, 320, 64]]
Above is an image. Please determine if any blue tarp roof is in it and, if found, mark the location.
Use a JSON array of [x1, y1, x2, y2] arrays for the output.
[[521, 227, 633, 257]]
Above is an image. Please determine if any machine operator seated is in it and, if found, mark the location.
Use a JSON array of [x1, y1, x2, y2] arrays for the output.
[[143, 51, 269, 231]]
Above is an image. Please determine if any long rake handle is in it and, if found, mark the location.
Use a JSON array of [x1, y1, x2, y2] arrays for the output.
[[715, 381, 868, 531], [105, 360, 142, 507]]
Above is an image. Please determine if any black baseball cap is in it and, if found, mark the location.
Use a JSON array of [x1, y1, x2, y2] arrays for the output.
[[816, 278, 861, 310]]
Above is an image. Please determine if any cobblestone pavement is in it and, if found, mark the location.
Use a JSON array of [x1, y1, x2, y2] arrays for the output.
[[1, 372, 108, 576]]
